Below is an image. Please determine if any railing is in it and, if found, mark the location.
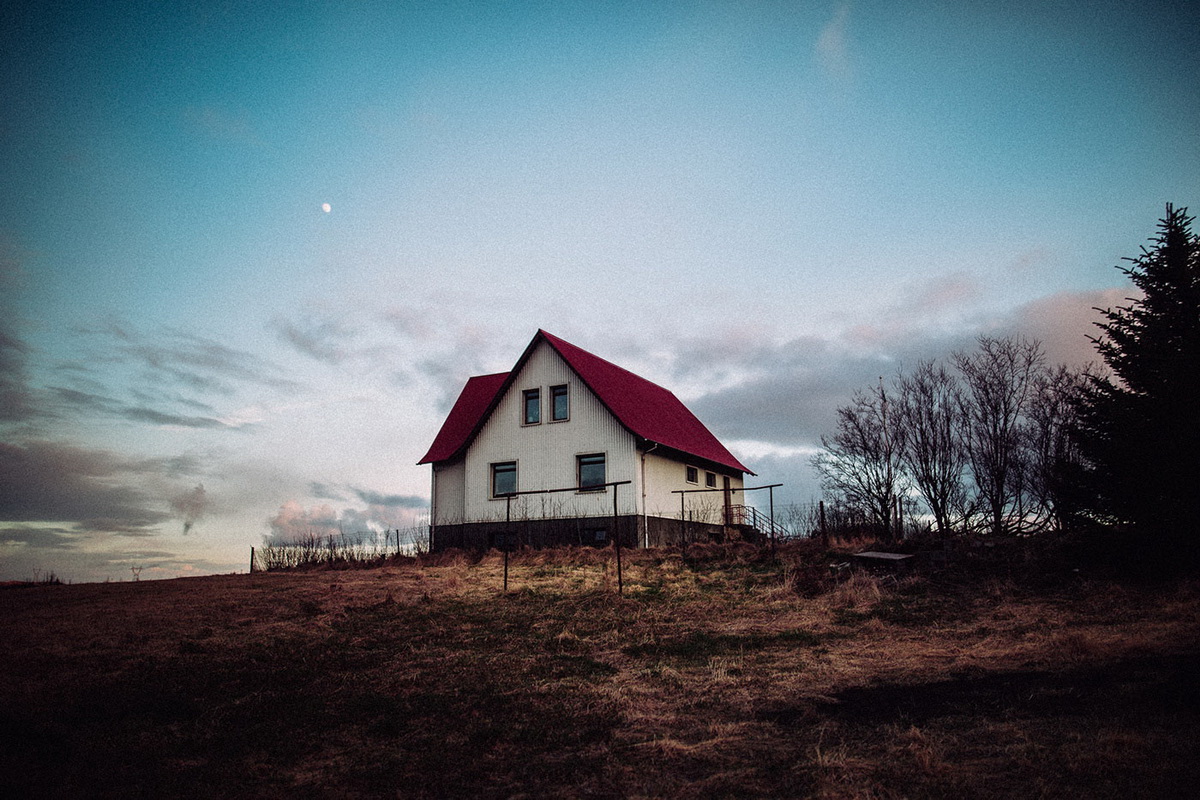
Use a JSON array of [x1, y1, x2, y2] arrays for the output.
[[727, 504, 789, 540]]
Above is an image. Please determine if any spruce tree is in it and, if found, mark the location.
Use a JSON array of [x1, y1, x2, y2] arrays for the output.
[[1075, 204, 1200, 559]]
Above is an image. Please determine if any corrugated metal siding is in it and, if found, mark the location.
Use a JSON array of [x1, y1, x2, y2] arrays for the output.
[[462, 341, 638, 522], [642, 450, 743, 522], [432, 461, 465, 524]]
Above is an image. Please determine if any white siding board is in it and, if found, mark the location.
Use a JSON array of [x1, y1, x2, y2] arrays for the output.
[[431, 461, 465, 524], [641, 450, 743, 524], [461, 340, 639, 522]]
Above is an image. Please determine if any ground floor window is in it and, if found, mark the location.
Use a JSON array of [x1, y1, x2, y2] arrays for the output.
[[492, 461, 517, 497], [577, 453, 606, 490]]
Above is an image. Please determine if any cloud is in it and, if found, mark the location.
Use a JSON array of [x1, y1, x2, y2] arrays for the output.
[[265, 491, 429, 546], [273, 315, 359, 364], [0, 525, 79, 550], [0, 239, 37, 425], [0, 535, 240, 583], [383, 306, 438, 341], [38, 320, 302, 434], [264, 501, 343, 544], [0, 441, 173, 533], [81, 320, 299, 395], [309, 482, 347, 501], [170, 484, 210, 534], [352, 488, 427, 509], [0, 324, 37, 424], [1001, 288, 1124, 369], [49, 386, 240, 430], [683, 287, 1118, 459], [815, 2, 853, 84]]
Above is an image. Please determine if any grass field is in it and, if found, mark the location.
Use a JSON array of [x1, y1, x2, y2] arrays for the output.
[[1, 541, 1197, 798]]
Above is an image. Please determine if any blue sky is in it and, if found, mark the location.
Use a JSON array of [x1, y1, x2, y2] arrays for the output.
[[2, 0, 1197, 582]]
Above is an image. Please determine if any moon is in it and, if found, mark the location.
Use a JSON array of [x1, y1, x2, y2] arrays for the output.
[[322, 202, 331, 213]]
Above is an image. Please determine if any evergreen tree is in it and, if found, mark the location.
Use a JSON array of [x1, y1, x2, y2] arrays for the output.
[[1075, 204, 1200, 558]]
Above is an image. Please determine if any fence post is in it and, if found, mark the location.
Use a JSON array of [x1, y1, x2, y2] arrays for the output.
[[819, 501, 828, 547], [249, 546, 255, 574], [613, 482, 622, 596]]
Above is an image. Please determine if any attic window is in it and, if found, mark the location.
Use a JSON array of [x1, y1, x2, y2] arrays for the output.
[[550, 384, 569, 421], [685, 466, 698, 484], [522, 389, 541, 425]]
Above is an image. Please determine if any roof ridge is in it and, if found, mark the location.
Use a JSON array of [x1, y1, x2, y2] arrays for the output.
[[538, 329, 674, 392], [419, 330, 752, 474]]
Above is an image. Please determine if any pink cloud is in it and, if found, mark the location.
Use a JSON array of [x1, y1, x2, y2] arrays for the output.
[[1008, 288, 1133, 368]]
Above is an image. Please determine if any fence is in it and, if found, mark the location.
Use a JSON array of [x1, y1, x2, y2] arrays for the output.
[[251, 525, 430, 572]]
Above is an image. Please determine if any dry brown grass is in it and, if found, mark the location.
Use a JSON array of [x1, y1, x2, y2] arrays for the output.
[[1, 542, 1197, 798]]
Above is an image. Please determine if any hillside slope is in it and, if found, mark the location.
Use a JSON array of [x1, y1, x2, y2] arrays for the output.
[[2, 545, 1197, 798]]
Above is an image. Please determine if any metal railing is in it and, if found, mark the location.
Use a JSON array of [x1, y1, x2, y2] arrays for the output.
[[728, 504, 788, 540]]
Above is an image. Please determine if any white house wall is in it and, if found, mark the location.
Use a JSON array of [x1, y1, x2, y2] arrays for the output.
[[640, 449, 743, 524], [461, 340, 639, 523], [431, 461, 465, 525]]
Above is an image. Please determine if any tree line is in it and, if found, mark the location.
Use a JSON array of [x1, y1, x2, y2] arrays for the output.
[[813, 204, 1199, 563], [812, 335, 1086, 539]]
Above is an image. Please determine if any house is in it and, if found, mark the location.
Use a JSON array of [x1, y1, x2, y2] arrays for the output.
[[418, 329, 760, 551]]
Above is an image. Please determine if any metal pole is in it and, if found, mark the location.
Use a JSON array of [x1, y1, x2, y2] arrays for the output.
[[504, 494, 512, 592], [681, 494, 691, 551], [613, 483, 622, 596], [249, 546, 255, 574], [769, 485, 777, 557]]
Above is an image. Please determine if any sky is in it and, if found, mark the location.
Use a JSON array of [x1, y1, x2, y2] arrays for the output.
[[2, 0, 1197, 583]]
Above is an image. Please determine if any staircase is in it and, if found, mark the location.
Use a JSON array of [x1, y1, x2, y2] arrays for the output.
[[727, 504, 788, 543]]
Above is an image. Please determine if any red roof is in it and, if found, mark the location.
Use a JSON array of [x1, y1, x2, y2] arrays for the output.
[[418, 372, 509, 465], [418, 330, 752, 474]]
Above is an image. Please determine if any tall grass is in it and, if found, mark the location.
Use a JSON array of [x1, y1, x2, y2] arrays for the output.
[[256, 526, 429, 571]]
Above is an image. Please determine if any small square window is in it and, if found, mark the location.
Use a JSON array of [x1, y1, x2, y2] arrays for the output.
[[550, 384, 569, 421], [577, 453, 606, 490], [522, 389, 540, 424], [705, 472, 717, 488], [685, 466, 698, 484], [492, 461, 517, 497]]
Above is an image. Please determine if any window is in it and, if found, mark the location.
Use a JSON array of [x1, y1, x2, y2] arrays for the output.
[[685, 466, 698, 484], [522, 389, 540, 424], [577, 453, 606, 490], [550, 384, 569, 421], [491, 461, 517, 497], [705, 472, 717, 488]]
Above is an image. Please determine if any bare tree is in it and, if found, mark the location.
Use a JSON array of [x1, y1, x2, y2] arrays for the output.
[[953, 336, 1045, 536], [1027, 364, 1090, 531], [812, 380, 906, 540], [895, 360, 967, 535]]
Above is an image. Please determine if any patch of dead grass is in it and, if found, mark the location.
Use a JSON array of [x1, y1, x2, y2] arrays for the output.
[[1, 547, 1197, 797]]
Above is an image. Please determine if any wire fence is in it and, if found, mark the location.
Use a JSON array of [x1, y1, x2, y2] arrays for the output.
[[247, 502, 915, 573], [251, 526, 430, 572]]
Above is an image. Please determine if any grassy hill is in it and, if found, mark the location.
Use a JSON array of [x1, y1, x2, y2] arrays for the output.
[[2, 542, 1197, 798]]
